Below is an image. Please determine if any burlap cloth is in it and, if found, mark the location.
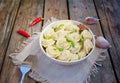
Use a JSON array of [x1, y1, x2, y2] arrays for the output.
[[9, 18, 107, 83]]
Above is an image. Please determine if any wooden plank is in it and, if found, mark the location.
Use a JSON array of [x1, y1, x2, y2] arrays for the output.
[[0, 0, 20, 71], [94, 0, 120, 82], [44, 0, 68, 22], [0, 0, 44, 83], [68, 0, 117, 83]]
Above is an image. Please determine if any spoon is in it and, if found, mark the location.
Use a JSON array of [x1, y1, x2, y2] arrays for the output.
[[20, 64, 31, 83]]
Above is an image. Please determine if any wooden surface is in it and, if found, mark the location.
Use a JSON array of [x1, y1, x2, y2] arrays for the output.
[[0, 0, 119, 83], [94, 0, 120, 82]]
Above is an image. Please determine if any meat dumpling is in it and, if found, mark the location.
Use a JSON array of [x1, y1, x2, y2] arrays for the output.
[[42, 39, 55, 47], [70, 54, 79, 61], [78, 49, 87, 59], [81, 30, 92, 40], [83, 39, 93, 54], [66, 33, 80, 42], [70, 43, 82, 54], [56, 38, 71, 50], [58, 50, 72, 61], [46, 46, 61, 58], [53, 30, 69, 40], [64, 21, 79, 32]]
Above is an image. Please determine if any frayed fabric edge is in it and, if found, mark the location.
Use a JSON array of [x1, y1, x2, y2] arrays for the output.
[[9, 32, 41, 65], [29, 70, 49, 83], [85, 50, 107, 83]]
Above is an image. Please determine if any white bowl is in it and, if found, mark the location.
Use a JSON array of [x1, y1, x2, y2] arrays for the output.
[[40, 20, 95, 65]]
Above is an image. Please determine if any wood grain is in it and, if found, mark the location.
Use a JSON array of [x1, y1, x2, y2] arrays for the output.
[[0, 0, 119, 83], [0, 0, 44, 83], [44, 0, 68, 23], [94, 0, 120, 82], [0, 0, 20, 72], [68, 0, 117, 83]]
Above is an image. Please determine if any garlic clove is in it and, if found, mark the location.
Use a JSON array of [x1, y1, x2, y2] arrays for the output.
[[96, 36, 111, 48], [85, 17, 99, 25]]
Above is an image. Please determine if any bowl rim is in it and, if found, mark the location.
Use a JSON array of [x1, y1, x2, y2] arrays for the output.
[[39, 20, 95, 64]]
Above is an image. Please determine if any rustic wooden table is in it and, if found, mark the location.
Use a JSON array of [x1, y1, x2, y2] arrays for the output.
[[0, 0, 119, 83]]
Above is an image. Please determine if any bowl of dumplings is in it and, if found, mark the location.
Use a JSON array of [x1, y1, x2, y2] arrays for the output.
[[40, 20, 95, 65]]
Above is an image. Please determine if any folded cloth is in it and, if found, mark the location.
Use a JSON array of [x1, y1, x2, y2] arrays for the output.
[[9, 18, 107, 83]]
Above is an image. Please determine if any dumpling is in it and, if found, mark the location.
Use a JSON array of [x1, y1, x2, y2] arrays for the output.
[[56, 38, 71, 50], [83, 39, 93, 54], [58, 50, 72, 61], [81, 30, 92, 40], [70, 54, 79, 61], [63, 21, 79, 32], [65, 25, 78, 31], [70, 43, 82, 53], [53, 30, 69, 40], [42, 39, 55, 47], [43, 28, 55, 37], [66, 33, 80, 42], [46, 46, 61, 58], [78, 49, 87, 59]]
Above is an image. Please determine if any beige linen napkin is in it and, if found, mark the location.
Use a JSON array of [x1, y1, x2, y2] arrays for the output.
[[9, 18, 107, 83]]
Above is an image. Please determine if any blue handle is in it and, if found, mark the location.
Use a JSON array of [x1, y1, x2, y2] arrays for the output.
[[20, 73, 25, 83]]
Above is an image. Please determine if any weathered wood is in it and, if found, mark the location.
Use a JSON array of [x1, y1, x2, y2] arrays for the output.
[[68, 0, 117, 83], [94, 0, 120, 82], [0, 0, 44, 83], [44, 0, 68, 23], [0, 0, 20, 71], [0, 0, 119, 83]]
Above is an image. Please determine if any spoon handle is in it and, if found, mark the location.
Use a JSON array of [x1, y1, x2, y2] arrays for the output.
[[20, 73, 25, 83]]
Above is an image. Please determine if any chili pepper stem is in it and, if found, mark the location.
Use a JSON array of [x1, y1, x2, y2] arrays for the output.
[[41, 18, 45, 20]]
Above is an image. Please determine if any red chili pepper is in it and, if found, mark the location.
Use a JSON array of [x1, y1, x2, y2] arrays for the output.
[[29, 17, 45, 26], [17, 29, 30, 38]]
